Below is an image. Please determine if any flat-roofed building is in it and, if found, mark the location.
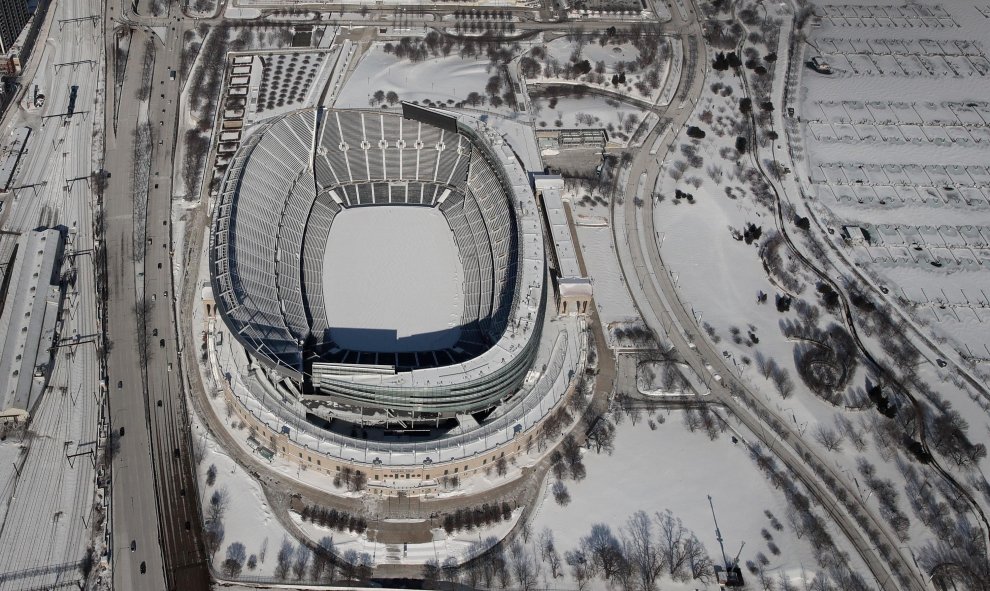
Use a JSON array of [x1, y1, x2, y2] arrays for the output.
[[533, 174, 593, 316], [0, 227, 64, 422]]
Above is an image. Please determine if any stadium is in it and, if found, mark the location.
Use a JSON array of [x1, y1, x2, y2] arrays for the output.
[[209, 105, 548, 426]]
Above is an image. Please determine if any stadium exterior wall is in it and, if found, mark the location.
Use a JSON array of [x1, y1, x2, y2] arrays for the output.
[[204, 314, 586, 497]]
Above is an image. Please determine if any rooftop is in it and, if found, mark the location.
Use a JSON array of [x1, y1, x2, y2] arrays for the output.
[[534, 174, 585, 280], [0, 228, 63, 417]]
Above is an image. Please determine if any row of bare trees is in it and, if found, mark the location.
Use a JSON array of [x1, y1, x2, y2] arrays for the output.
[[563, 510, 714, 591]]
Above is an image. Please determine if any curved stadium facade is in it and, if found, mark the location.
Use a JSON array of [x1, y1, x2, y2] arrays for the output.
[[209, 107, 547, 419]]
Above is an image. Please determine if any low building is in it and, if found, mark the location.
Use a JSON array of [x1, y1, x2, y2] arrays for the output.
[[535, 128, 608, 152], [534, 174, 593, 316], [0, 227, 64, 422]]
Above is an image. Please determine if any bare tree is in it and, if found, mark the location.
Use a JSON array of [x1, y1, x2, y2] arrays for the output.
[[274, 539, 293, 579], [835, 414, 866, 452], [581, 523, 625, 580], [552, 480, 571, 506], [205, 521, 225, 560], [542, 532, 563, 578], [657, 509, 690, 580], [510, 542, 539, 591], [441, 556, 460, 587], [208, 487, 230, 524], [565, 549, 595, 591], [222, 542, 246, 577], [311, 536, 336, 581], [623, 510, 666, 591], [813, 424, 844, 452], [685, 534, 714, 583], [770, 365, 794, 399], [292, 545, 311, 580], [421, 559, 440, 588]]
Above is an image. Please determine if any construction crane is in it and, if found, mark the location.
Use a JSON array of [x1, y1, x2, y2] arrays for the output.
[[708, 495, 729, 568], [732, 541, 745, 569], [708, 495, 745, 587]]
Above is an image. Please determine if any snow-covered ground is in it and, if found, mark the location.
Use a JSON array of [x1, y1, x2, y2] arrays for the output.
[[529, 36, 677, 106], [292, 507, 522, 567], [795, 1, 990, 362], [622, 3, 990, 589], [322, 206, 464, 352], [528, 413, 868, 590], [620, 1, 988, 586], [532, 95, 650, 143], [190, 390, 295, 578], [334, 43, 512, 113]]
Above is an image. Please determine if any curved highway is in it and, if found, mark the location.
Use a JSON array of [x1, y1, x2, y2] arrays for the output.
[[610, 3, 927, 590]]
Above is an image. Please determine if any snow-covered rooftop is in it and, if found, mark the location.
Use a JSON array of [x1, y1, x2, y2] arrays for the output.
[[0, 228, 63, 417], [535, 174, 586, 281]]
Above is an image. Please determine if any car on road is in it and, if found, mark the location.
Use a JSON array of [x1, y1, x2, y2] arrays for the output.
[[117, 380, 122, 389], [936, 358, 947, 368], [140, 561, 146, 574], [130, 540, 136, 552], [159, 338, 165, 348], [119, 427, 124, 436]]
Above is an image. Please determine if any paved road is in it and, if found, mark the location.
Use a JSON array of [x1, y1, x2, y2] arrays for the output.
[[609, 3, 926, 591], [103, 30, 169, 591], [103, 6, 210, 591]]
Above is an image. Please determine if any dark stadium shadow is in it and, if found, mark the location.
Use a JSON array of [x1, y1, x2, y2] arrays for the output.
[[327, 326, 463, 354]]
